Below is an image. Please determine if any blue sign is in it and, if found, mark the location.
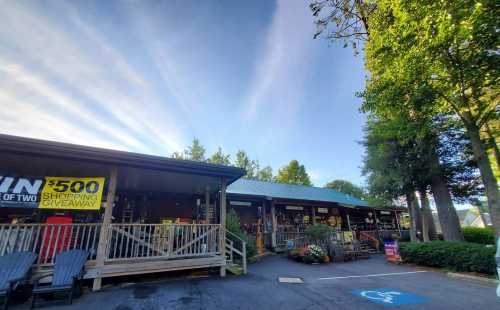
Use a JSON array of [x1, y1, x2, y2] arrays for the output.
[[352, 288, 429, 307]]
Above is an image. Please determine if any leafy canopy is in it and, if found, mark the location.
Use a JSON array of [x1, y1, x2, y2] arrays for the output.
[[325, 179, 366, 199], [274, 160, 312, 186], [208, 147, 231, 165]]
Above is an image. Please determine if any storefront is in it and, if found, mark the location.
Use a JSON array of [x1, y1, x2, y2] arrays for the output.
[[0, 134, 245, 289], [227, 179, 407, 250]]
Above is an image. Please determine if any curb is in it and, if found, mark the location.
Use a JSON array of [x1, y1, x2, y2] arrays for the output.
[[446, 272, 498, 285]]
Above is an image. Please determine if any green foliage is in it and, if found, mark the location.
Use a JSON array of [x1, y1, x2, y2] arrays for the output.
[[305, 224, 332, 241], [361, 116, 419, 206], [171, 138, 206, 161], [234, 150, 259, 179], [362, 0, 499, 235], [325, 179, 366, 199], [170, 139, 277, 182], [274, 160, 312, 186], [208, 147, 231, 165], [257, 166, 273, 182], [462, 227, 495, 245], [365, 0, 499, 127], [226, 209, 243, 237], [226, 209, 256, 258], [187, 138, 206, 161], [399, 241, 497, 275]]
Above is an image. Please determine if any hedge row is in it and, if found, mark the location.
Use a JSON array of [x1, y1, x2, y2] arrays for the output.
[[462, 227, 495, 245], [399, 241, 497, 275]]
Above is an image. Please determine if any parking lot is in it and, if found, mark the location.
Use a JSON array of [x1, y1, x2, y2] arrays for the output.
[[12, 255, 499, 309]]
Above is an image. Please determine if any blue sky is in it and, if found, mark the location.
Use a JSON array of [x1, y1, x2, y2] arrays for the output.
[[0, 0, 367, 187]]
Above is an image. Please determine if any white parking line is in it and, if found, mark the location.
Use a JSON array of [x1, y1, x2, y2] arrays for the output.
[[318, 271, 428, 280]]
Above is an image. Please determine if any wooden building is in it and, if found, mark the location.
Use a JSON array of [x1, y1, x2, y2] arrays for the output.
[[226, 179, 409, 251], [0, 134, 246, 290], [0, 134, 409, 290]]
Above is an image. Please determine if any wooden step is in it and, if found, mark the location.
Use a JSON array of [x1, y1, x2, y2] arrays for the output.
[[226, 263, 243, 276]]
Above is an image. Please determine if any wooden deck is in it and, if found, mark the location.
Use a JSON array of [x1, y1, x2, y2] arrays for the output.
[[84, 256, 226, 279], [0, 222, 246, 283]]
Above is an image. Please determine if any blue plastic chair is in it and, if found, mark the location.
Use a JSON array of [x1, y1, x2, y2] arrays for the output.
[[31, 250, 88, 308], [0, 252, 37, 310]]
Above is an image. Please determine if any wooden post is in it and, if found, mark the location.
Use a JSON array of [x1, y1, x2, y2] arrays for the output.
[[270, 200, 277, 249], [205, 187, 210, 224], [311, 206, 316, 225], [346, 213, 351, 231], [395, 211, 401, 236], [372, 209, 379, 231], [93, 167, 118, 291], [219, 178, 227, 277], [242, 240, 247, 274]]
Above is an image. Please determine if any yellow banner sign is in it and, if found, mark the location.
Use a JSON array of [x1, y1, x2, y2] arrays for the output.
[[39, 177, 105, 210]]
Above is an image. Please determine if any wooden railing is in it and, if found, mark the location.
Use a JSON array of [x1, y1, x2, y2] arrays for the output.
[[287, 230, 345, 251], [106, 223, 222, 262], [0, 223, 226, 266], [276, 232, 305, 248], [359, 230, 381, 250], [0, 223, 101, 265], [225, 229, 247, 274]]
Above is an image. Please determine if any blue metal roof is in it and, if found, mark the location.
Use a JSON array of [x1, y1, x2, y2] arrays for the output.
[[227, 179, 369, 207]]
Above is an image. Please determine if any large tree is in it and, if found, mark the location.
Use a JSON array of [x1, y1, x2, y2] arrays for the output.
[[364, 0, 499, 237], [274, 160, 312, 186], [325, 179, 365, 199], [311, 0, 499, 239], [362, 116, 423, 241], [208, 147, 231, 165], [234, 150, 258, 179], [361, 111, 469, 241], [171, 138, 206, 161], [257, 166, 274, 182]]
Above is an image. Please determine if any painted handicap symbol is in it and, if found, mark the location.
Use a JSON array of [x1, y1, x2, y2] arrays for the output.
[[361, 290, 401, 304], [352, 288, 429, 307]]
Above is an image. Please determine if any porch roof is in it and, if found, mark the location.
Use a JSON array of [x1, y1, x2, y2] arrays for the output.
[[0, 134, 245, 195], [227, 179, 370, 207]]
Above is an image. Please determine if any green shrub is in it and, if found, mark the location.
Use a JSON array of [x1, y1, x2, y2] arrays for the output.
[[226, 209, 256, 258], [305, 224, 332, 241], [399, 241, 497, 275], [462, 227, 495, 245]]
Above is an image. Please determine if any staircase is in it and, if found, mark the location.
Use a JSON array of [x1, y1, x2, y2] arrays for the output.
[[359, 231, 382, 254], [224, 230, 247, 275], [360, 240, 379, 254]]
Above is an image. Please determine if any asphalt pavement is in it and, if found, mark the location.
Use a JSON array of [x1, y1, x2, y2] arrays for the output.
[[10, 254, 499, 310]]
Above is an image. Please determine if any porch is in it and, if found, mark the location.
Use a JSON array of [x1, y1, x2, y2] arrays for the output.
[[0, 222, 229, 278], [0, 134, 246, 290], [226, 179, 410, 253]]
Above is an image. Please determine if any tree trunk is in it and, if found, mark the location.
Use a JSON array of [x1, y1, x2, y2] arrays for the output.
[[429, 145, 464, 241], [418, 188, 437, 241], [477, 206, 488, 228], [429, 150, 463, 241], [466, 121, 500, 239], [412, 193, 423, 240], [421, 206, 429, 242], [406, 191, 421, 242], [485, 123, 500, 171]]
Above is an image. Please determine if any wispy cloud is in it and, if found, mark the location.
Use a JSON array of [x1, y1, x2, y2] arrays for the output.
[[0, 1, 185, 154], [123, 2, 203, 116], [244, 0, 314, 120]]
